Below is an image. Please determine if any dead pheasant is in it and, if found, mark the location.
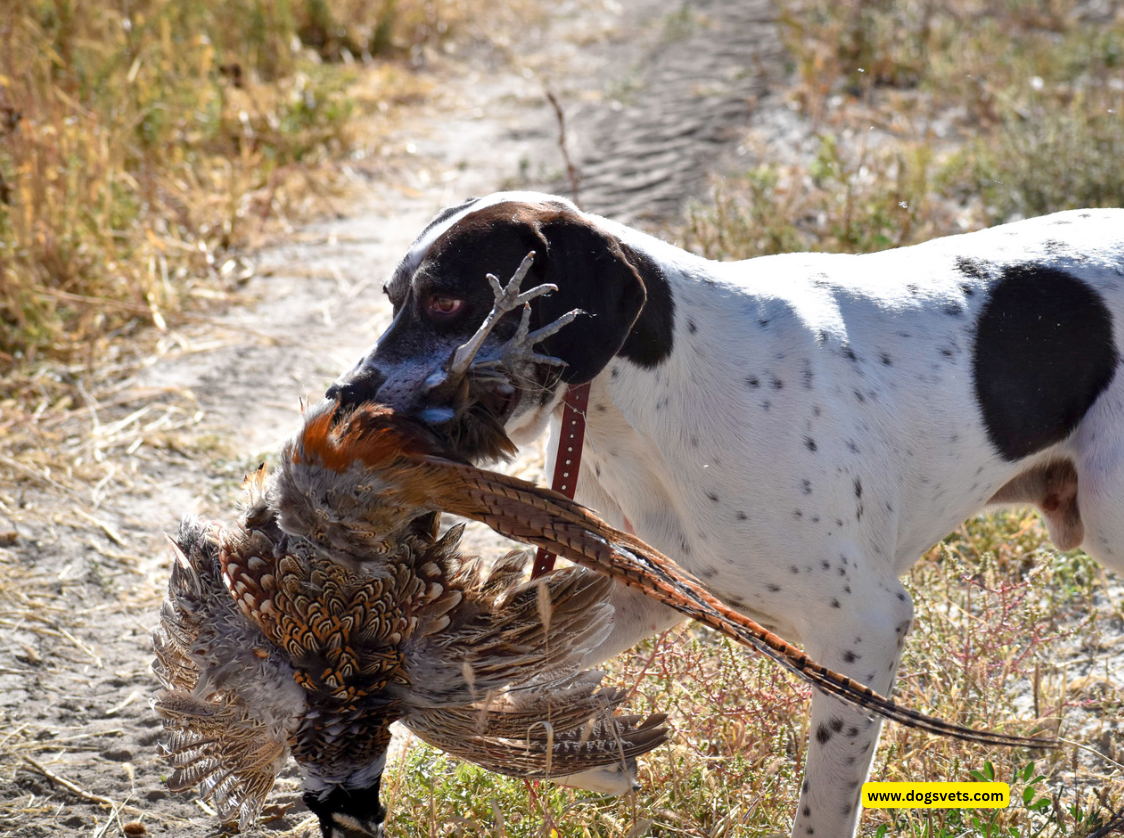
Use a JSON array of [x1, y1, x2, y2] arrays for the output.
[[153, 257, 665, 836], [154, 475, 667, 835]]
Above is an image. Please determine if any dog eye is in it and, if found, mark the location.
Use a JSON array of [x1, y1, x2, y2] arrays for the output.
[[426, 295, 464, 319]]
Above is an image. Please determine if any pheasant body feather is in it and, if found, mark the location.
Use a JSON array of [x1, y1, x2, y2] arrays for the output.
[[154, 461, 665, 835]]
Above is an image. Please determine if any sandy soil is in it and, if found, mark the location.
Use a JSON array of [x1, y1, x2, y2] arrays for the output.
[[0, 1, 786, 835]]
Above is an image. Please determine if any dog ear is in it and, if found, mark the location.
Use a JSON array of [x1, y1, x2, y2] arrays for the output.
[[533, 215, 648, 384]]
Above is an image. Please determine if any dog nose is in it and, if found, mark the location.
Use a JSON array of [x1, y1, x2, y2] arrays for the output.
[[326, 367, 387, 407]]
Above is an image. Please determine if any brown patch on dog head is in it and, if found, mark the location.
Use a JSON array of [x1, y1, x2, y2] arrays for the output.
[[417, 200, 652, 383], [328, 195, 673, 462]]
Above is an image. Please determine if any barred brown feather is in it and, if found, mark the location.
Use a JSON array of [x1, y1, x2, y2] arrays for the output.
[[154, 476, 666, 835]]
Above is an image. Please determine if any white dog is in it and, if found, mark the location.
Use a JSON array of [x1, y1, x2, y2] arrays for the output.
[[328, 191, 1124, 837]]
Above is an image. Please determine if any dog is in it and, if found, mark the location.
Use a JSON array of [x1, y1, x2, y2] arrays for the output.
[[327, 191, 1124, 837]]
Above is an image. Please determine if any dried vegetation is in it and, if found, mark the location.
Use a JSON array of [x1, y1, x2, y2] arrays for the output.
[[686, 0, 1124, 259], [0, 0, 452, 491]]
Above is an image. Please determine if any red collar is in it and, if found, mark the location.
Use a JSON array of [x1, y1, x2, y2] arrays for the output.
[[531, 382, 591, 578]]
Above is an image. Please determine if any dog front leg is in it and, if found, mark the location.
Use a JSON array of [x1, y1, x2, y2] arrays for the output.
[[790, 579, 914, 838]]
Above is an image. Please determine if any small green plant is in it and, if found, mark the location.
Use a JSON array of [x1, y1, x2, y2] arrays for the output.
[[695, 0, 1124, 267], [962, 91, 1124, 223]]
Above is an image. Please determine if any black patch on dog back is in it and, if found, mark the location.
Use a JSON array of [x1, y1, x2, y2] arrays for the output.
[[974, 264, 1118, 461]]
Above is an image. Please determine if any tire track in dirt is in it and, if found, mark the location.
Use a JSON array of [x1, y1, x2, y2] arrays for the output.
[[0, 2, 785, 835], [561, 0, 783, 223]]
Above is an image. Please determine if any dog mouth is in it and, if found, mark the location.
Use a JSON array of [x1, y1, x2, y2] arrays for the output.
[[434, 373, 521, 462], [480, 380, 519, 425], [321, 357, 526, 464]]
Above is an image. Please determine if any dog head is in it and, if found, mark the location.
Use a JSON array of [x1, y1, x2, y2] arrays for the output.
[[327, 192, 673, 452]]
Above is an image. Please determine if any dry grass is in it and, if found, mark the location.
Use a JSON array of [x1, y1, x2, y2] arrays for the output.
[[0, 0, 457, 449], [0, 0, 467, 505]]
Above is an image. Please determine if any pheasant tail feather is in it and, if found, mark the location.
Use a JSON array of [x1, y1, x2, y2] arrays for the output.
[[424, 457, 1057, 751]]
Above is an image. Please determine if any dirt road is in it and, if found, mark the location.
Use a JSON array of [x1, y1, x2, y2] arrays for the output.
[[0, 1, 784, 835]]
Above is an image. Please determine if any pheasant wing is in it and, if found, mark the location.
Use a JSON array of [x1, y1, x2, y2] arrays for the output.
[[153, 518, 303, 830], [402, 549, 615, 704], [404, 671, 667, 784]]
